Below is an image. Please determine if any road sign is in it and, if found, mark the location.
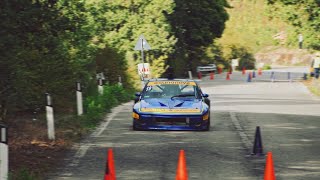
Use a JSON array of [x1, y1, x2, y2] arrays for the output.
[[138, 63, 150, 75], [231, 59, 239, 67], [258, 63, 265, 68], [134, 35, 151, 51]]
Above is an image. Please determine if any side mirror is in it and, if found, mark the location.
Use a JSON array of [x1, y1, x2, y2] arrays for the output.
[[202, 93, 209, 98], [134, 92, 141, 104]]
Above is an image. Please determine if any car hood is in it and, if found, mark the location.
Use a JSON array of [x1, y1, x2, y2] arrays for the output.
[[138, 98, 204, 114]]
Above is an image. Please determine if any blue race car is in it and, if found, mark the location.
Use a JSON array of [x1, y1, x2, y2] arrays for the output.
[[132, 79, 211, 131]]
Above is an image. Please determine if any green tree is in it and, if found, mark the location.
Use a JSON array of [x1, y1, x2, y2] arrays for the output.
[[0, 0, 106, 119], [227, 45, 256, 70], [95, 46, 128, 86], [267, 0, 320, 50], [167, 0, 229, 76], [95, 0, 176, 86]]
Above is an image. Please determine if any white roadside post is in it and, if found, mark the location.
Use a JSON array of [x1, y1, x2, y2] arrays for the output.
[[76, 82, 83, 116], [98, 78, 104, 95], [97, 72, 105, 95], [0, 124, 8, 180], [134, 35, 151, 89], [188, 71, 193, 79], [45, 93, 55, 140], [118, 75, 122, 86]]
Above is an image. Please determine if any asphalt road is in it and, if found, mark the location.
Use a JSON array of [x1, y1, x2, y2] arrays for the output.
[[50, 68, 320, 180]]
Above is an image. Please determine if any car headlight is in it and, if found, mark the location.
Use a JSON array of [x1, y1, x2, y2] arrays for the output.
[[132, 112, 140, 119], [202, 112, 209, 120]]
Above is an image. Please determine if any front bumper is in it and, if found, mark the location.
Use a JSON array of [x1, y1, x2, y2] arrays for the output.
[[133, 114, 209, 130]]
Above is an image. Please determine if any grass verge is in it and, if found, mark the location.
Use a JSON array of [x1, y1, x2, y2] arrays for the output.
[[302, 78, 320, 97]]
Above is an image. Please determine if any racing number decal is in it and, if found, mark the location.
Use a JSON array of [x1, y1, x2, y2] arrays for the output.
[[145, 86, 153, 91]]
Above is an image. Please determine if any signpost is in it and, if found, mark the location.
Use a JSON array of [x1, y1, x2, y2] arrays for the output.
[[0, 124, 8, 180], [134, 35, 151, 83]]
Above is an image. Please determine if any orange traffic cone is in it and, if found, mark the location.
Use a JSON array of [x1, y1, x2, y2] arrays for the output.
[[226, 72, 230, 80], [198, 72, 202, 79], [176, 150, 188, 180], [104, 149, 116, 180], [210, 72, 214, 80], [242, 67, 246, 75], [264, 152, 276, 180], [258, 68, 262, 75]]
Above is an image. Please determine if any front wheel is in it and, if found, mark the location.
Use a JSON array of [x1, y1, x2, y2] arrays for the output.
[[133, 122, 139, 131], [204, 118, 210, 131]]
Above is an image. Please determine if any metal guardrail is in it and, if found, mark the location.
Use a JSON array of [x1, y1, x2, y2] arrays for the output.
[[255, 71, 306, 82]]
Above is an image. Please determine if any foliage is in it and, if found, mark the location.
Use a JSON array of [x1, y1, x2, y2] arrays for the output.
[[95, 46, 128, 85], [267, 0, 320, 50], [82, 84, 134, 127], [9, 168, 38, 180], [224, 45, 256, 70], [94, 0, 177, 86], [263, 64, 272, 70], [0, 1, 106, 119], [167, 0, 229, 76], [0, 0, 243, 121], [215, 0, 320, 67], [204, 43, 228, 68], [0, 0, 139, 119], [217, 0, 290, 56]]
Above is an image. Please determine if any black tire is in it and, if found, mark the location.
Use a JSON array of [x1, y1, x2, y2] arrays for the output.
[[203, 114, 211, 131], [133, 122, 139, 130]]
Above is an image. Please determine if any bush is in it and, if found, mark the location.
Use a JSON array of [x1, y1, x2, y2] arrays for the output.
[[263, 64, 272, 70], [10, 168, 38, 180], [81, 84, 134, 128], [224, 45, 256, 70]]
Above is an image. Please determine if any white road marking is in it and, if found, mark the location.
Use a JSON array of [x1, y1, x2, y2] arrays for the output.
[[67, 102, 131, 169], [92, 102, 131, 137]]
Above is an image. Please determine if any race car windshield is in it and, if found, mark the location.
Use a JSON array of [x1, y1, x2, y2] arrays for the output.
[[142, 82, 200, 99]]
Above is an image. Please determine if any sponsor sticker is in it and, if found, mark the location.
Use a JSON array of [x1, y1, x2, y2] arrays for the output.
[[140, 108, 201, 113], [147, 81, 196, 86]]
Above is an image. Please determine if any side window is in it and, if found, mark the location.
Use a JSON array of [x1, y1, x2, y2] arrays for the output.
[[180, 85, 194, 95], [195, 86, 203, 99]]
